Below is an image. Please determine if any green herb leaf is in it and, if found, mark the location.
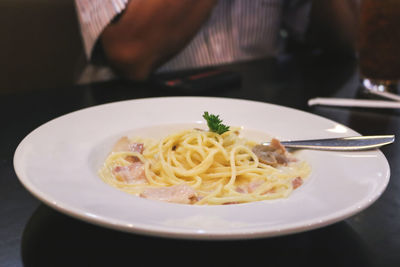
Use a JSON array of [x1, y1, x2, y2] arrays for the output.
[[203, 111, 230, 134]]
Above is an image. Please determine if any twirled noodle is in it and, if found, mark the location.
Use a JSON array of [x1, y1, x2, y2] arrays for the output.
[[99, 128, 311, 205]]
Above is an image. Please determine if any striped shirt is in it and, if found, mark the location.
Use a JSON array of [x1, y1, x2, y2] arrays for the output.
[[74, 0, 311, 83]]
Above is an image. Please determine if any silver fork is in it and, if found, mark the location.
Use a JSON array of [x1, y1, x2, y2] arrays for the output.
[[262, 135, 395, 151]]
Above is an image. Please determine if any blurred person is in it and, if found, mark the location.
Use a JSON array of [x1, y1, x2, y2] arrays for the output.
[[74, 0, 359, 83]]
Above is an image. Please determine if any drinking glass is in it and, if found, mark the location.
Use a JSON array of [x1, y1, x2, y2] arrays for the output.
[[358, 0, 400, 93]]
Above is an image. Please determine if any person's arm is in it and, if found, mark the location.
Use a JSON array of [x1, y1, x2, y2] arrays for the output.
[[100, 0, 217, 81], [308, 0, 360, 56]]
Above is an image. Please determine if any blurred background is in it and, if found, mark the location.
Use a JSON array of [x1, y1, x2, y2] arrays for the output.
[[0, 0, 83, 94]]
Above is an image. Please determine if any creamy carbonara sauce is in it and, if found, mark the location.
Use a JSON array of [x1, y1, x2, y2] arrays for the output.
[[99, 127, 310, 205]]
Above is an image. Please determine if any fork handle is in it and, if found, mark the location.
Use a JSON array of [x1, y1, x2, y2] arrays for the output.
[[262, 135, 395, 151]]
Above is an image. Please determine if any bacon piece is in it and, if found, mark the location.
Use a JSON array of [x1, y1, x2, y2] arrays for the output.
[[129, 143, 144, 153], [236, 180, 277, 195], [248, 180, 264, 193], [125, 155, 140, 163], [112, 137, 130, 152], [236, 180, 264, 194], [235, 187, 247, 194], [292, 177, 303, 189], [252, 138, 292, 167], [223, 202, 240, 205], [112, 137, 144, 153], [112, 162, 147, 184], [140, 184, 198, 204]]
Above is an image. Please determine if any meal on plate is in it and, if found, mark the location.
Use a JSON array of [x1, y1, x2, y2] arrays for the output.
[[99, 112, 310, 205]]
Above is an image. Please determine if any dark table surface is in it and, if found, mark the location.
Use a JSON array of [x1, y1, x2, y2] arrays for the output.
[[1, 55, 399, 267]]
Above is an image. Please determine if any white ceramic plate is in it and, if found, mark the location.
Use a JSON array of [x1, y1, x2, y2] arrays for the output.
[[14, 97, 390, 240]]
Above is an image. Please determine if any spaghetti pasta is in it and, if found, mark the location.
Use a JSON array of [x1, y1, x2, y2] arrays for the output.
[[99, 127, 311, 205]]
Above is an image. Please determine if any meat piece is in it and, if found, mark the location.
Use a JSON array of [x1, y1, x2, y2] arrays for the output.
[[125, 155, 140, 163], [252, 138, 291, 167], [223, 202, 240, 205], [236, 180, 278, 195], [112, 136, 130, 152], [292, 177, 303, 189], [129, 143, 144, 153], [235, 187, 246, 194], [140, 184, 198, 204], [269, 138, 287, 153], [112, 137, 144, 153], [236, 180, 264, 194], [113, 162, 147, 184], [248, 180, 264, 193]]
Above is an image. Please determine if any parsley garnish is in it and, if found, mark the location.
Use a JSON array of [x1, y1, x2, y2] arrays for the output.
[[203, 111, 230, 134]]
